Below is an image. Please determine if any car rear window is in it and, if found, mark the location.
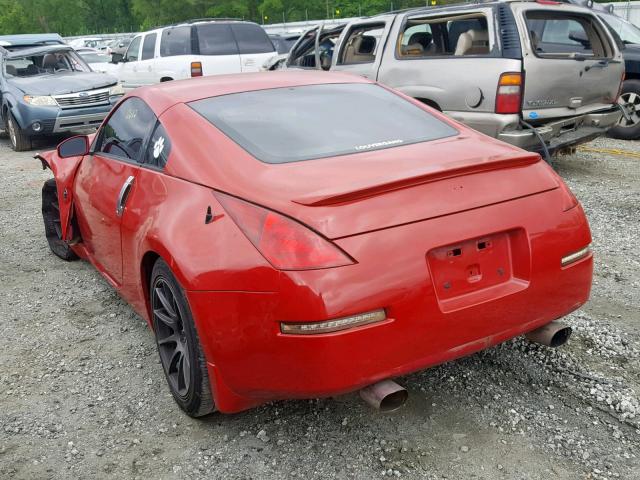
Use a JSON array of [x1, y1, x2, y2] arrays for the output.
[[189, 83, 458, 164], [197, 24, 238, 55], [230, 24, 275, 54], [525, 12, 610, 58]]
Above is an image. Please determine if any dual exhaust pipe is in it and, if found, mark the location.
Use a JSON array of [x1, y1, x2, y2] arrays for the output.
[[359, 321, 571, 412]]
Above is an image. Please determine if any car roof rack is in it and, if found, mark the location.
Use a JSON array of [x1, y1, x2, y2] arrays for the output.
[[161, 17, 244, 28]]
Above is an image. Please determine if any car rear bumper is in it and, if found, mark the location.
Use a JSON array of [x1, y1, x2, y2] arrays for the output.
[[446, 107, 621, 152], [186, 190, 593, 413]]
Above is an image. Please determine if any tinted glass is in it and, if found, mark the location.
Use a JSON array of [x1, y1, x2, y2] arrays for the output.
[[190, 83, 458, 164], [197, 24, 238, 55], [125, 35, 141, 61], [144, 123, 172, 168], [231, 24, 275, 54], [97, 98, 156, 161], [526, 13, 605, 57], [160, 26, 192, 57], [142, 33, 157, 60]]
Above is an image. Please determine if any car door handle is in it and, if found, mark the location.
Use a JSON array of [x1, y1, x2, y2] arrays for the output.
[[116, 176, 135, 217]]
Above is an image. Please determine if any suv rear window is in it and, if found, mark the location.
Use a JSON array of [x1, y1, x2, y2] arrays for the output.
[[526, 12, 611, 58], [160, 26, 192, 57], [189, 83, 458, 164], [230, 24, 275, 54], [197, 24, 238, 55]]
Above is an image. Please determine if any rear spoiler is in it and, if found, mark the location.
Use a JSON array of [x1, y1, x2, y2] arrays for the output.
[[293, 153, 541, 207]]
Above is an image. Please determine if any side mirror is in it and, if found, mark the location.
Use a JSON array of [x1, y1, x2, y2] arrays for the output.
[[57, 135, 90, 158], [111, 52, 124, 64]]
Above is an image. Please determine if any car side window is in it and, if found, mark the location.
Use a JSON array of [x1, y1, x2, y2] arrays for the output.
[[144, 122, 172, 169], [95, 97, 157, 162], [160, 26, 192, 57], [142, 33, 157, 60], [125, 35, 142, 62], [338, 24, 385, 65], [397, 14, 489, 58]]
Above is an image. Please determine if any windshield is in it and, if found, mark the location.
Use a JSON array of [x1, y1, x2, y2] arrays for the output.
[[4, 50, 91, 77], [190, 83, 458, 164], [601, 14, 640, 45]]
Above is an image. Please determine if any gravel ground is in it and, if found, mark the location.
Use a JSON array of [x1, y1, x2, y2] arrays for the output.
[[0, 134, 639, 480]]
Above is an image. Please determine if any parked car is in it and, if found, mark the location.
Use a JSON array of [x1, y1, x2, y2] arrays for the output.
[[0, 44, 124, 151], [106, 36, 134, 56], [566, 0, 640, 139], [38, 71, 592, 416], [0, 33, 64, 50], [287, 1, 624, 155], [112, 19, 276, 90], [68, 37, 110, 50], [75, 47, 119, 75]]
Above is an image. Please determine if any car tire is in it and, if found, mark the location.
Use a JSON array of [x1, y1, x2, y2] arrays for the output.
[[151, 259, 215, 417], [7, 113, 32, 151], [42, 179, 79, 261], [609, 79, 640, 140]]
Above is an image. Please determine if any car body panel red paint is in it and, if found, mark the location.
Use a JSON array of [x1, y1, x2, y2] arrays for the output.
[[42, 72, 593, 413]]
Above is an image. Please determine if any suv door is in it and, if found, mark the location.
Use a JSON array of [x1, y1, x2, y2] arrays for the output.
[[333, 19, 394, 79], [73, 97, 156, 285], [287, 24, 346, 70], [119, 35, 142, 90], [229, 23, 276, 72], [194, 23, 241, 74], [512, 4, 623, 120], [137, 32, 158, 85]]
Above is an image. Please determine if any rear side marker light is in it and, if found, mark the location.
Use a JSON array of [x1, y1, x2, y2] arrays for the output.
[[495, 72, 523, 114], [281, 309, 387, 335], [561, 246, 591, 266], [191, 62, 203, 77], [214, 191, 354, 270]]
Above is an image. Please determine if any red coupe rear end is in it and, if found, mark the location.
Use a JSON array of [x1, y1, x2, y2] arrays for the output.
[[40, 72, 592, 415]]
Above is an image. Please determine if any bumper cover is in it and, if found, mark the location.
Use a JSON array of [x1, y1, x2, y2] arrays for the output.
[[498, 108, 622, 152]]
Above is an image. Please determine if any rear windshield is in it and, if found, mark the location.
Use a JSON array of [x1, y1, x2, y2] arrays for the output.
[[189, 83, 458, 164], [230, 24, 275, 54], [525, 11, 611, 58]]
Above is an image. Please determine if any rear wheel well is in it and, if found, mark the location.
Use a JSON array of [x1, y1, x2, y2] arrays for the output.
[[141, 251, 161, 317], [415, 98, 441, 111], [624, 72, 640, 81]]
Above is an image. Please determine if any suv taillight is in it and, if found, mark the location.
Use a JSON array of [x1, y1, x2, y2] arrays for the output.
[[191, 62, 203, 77], [495, 72, 522, 114]]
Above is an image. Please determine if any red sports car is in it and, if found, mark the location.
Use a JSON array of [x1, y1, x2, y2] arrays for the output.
[[38, 71, 592, 416]]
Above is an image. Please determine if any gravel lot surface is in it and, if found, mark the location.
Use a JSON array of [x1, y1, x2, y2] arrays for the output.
[[0, 134, 639, 480]]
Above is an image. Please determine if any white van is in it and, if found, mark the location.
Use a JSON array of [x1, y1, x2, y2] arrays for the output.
[[115, 20, 276, 90]]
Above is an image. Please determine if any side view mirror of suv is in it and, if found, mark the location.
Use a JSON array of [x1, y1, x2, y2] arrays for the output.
[[111, 53, 125, 64]]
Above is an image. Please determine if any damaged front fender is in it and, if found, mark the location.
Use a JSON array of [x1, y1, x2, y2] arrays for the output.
[[35, 149, 85, 242]]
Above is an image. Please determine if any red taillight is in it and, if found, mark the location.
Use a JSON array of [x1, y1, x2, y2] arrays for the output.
[[214, 192, 355, 270], [495, 72, 522, 114], [191, 61, 203, 77]]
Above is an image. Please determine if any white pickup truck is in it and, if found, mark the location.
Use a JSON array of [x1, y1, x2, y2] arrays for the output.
[[114, 19, 277, 90]]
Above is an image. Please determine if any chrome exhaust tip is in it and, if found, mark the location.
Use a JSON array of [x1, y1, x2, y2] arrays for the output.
[[525, 321, 572, 348], [359, 379, 408, 412]]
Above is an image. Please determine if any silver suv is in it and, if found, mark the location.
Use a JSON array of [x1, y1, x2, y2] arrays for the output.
[[287, 0, 624, 154]]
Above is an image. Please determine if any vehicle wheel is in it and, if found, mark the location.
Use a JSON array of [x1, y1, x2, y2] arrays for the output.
[[609, 79, 640, 140], [7, 113, 32, 151], [151, 259, 215, 417], [42, 179, 78, 261]]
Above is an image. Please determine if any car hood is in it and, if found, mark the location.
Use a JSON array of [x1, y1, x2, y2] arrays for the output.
[[9, 71, 117, 95]]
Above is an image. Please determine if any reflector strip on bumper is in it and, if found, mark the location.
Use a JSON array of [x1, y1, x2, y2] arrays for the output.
[[561, 245, 591, 267], [281, 309, 386, 335]]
